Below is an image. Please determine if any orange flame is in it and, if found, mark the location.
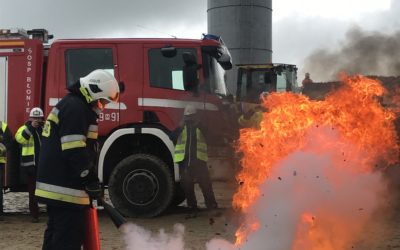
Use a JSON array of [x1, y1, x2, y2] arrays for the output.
[[233, 75, 399, 246], [234, 220, 260, 246]]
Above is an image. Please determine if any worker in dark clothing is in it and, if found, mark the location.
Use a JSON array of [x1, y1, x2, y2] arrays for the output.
[[302, 72, 313, 87], [173, 105, 218, 216], [35, 69, 119, 250], [15, 107, 44, 222], [0, 121, 12, 220]]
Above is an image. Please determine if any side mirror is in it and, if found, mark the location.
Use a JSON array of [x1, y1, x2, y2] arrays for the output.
[[217, 46, 232, 70], [118, 81, 125, 94], [182, 52, 200, 93]]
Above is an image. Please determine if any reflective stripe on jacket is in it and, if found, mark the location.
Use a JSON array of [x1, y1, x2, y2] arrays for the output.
[[35, 181, 89, 205], [15, 125, 36, 167], [174, 125, 208, 163]]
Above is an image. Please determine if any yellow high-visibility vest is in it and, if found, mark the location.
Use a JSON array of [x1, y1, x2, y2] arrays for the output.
[[174, 126, 208, 163], [15, 125, 36, 167], [238, 111, 263, 129]]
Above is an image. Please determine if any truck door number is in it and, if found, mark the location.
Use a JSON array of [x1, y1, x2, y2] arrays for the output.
[[98, 112, 119, 122]]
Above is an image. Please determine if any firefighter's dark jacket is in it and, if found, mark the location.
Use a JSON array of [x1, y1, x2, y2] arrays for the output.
[[35, 92, 99, 207]]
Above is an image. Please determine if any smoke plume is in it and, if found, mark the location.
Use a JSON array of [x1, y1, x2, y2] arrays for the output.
[[122, 222, 236, 250], [122, 223, 186, 250], [303, 28, 400, 82]]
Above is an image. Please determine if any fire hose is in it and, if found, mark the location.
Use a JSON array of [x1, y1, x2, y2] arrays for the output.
[[99, 197, 127, 229]]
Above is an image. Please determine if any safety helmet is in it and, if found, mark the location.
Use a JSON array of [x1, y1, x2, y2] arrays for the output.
[[29, 107, 44, 118], [79, 69, 120, 103], [184, 105, 197, 116]]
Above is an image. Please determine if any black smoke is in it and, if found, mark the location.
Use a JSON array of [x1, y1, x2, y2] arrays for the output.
[[303, 27, 400, 82]]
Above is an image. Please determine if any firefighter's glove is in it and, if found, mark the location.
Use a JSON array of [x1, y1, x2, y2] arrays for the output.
[[85, 181, 102, 199]]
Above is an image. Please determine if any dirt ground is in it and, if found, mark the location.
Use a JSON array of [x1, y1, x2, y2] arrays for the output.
[[2, 180, 400, 250], [0, 177, 400, 250], [0, 181, 238, 250]]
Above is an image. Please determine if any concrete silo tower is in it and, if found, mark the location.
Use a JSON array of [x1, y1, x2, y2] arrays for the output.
[[207, 0, 273, 94]]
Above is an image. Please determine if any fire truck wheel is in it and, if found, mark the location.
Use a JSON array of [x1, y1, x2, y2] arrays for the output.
[[108, 153, 174, 218]]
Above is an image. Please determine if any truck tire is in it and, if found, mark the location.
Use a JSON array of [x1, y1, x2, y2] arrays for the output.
[[108, 154, 174, 218]]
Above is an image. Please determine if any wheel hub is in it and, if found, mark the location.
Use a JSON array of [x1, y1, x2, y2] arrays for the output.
[[122, 169, 159, 206]]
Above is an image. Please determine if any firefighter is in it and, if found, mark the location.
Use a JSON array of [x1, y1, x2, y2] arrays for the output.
[[173, 105, 218, 217], [0, 120, 12, 220], [35, 69, 119, 250], [15, 107, 44, 222]]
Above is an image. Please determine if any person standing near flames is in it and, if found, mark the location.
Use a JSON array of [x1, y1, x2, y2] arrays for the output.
[[15, 107, 45, 222], [0, 120, 12, 220], [173, 105, 218, 215], [302, 72, 314, 87], [35, 69, 119, 249]]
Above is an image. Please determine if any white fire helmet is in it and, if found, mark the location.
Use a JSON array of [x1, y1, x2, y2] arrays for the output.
[[184, 105, 197, 116], [79, 69, 120, 103], [29, 107, 44, 118]]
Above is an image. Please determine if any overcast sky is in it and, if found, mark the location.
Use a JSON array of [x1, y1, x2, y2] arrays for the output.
[[1, 0, 398, 81]]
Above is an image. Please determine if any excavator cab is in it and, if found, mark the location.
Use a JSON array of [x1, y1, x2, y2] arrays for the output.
[[236, 63, 298, 103]]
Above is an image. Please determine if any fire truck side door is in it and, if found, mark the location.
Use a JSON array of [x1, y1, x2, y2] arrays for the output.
[[142, 44, 204, 131]]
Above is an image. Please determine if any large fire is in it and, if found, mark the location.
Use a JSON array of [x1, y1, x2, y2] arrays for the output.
[[233, 75, 399, 248]]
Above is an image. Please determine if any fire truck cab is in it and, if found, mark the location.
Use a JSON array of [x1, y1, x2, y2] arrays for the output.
[[0, 28, 232, 217]]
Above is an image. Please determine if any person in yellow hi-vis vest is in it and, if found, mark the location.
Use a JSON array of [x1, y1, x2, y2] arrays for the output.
[[0, 120, 12, 220], [237, 92, 267, 129], [15, 107, 44, 222], [173, 105, 217, 216]]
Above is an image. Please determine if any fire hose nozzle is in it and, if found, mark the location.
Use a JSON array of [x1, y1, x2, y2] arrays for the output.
[[98, 198, 127, 229]]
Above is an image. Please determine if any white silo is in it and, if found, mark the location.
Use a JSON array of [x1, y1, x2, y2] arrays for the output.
[[207, 0, 273, 94]]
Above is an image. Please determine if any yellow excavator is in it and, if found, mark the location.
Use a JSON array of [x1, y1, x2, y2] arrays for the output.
[[233, 63, 299, 128]]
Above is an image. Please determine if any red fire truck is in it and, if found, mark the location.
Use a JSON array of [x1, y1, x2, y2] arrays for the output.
[[0, 28, 232, 217]]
